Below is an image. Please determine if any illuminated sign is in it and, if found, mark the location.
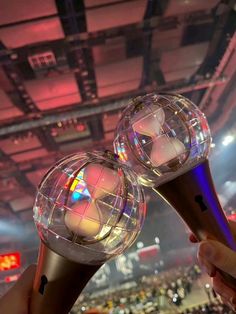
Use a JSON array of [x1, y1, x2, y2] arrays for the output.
[[137, 245, 160, 262], [0, 252, 21, 271]]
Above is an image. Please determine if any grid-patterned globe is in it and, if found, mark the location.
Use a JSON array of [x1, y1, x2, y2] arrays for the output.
[[33, 151, 146, 265], [114, 93, 211, 187]]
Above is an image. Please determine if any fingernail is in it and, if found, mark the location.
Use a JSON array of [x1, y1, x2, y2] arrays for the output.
[[199, 259, 216, 277], [228, 302, 236, 312], [209, 267, 216, 278], [200, 243, 214, 259], [209, 268, 216, 277], [201, 263, 213, 277], [230, 296, 236, 306]]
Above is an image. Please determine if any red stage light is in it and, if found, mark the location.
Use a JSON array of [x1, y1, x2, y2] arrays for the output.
[[227, 213, 236, 221], [76, 123, 86, 132], [0, 252, 21, 271]]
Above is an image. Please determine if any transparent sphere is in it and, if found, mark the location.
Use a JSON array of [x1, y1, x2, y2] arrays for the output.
[[33, 151, 146, 265], [113, 93, 211, 187]]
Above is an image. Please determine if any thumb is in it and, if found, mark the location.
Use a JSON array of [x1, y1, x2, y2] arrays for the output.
[[198, 240, 236, 278], [0, 265, 36, 314], [9, 264, 36, 297]]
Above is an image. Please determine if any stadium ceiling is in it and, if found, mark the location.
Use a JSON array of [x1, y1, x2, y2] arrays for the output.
[[0, 0, 236, 255]]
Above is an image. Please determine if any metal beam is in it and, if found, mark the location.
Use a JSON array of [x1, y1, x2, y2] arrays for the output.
[[0, 10, 214, 57], [56, 0, 98, 103], [0, 77, 226, 136], [199, 31, 236, 111], [0, 42, 59, 149], [0, 149, 35, 200]]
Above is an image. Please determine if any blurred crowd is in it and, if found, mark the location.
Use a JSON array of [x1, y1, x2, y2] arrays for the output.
[[182, 301, 234, 314], [70, 265, 212, 314]]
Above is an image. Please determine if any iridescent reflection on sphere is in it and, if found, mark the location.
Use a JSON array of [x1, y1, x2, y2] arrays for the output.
[[33, 151, 146, 265], [114, 93, 211, 187]]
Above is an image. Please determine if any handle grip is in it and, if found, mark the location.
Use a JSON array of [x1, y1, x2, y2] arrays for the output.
[[30, 242, 101, 314], [154, 159, 236, 288]]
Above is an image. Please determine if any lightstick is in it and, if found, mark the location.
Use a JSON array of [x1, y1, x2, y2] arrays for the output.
[[113, 93, 236, 286], [30, 151, 146, 314]]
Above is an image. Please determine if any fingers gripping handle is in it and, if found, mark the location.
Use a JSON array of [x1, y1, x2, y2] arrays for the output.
[[154, 160, 236, 289]]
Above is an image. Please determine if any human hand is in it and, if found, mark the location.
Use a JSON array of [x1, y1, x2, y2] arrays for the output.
[[0, 264, 36, 314], [190, 220, 236, 310]]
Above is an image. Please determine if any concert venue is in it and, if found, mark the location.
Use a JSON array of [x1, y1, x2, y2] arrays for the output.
[[0, 1, 236, 313]]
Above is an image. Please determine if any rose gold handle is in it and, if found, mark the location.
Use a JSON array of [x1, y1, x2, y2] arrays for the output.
[[30, 242, 101, 314], [154, 160, 236, 288]]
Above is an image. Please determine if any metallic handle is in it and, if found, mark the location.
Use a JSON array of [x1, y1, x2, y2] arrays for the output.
[[154, 159, 236, 288], [30, 242, 101, 314]]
